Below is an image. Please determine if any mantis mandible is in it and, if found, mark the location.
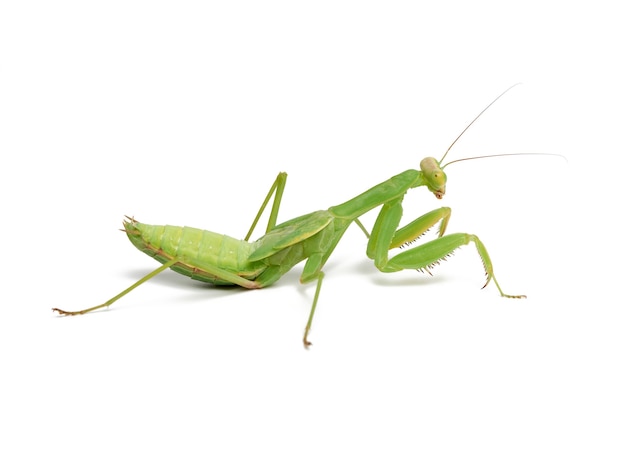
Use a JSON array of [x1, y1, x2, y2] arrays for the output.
[[53, 85, 549, 347]]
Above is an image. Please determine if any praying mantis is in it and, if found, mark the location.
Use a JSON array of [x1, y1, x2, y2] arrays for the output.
[[53, 85, 552, 347]]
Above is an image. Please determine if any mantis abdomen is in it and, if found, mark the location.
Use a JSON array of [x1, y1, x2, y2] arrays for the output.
[[124, 218, 265, 285]]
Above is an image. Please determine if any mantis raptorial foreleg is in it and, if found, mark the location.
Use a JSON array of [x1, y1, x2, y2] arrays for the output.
[[367, 203, 525, 298], [389, 207, 451, 249], [366, 201, 450, 265]]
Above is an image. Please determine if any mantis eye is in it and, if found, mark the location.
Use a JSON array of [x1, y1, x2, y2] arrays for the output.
[[429, 169, 446, 188], [431, 171, 446, 194]]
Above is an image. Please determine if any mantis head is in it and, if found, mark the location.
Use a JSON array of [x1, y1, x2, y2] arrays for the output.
[[420, 157, 447, 199]]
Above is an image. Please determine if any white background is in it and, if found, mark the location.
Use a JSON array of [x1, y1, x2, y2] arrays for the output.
[[1, 1, 624, 467]]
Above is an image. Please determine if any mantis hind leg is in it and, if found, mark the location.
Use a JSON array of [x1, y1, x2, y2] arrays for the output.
[[52, 259, 179, 315], [244, 172, 287, 241], [53, 258, 263, 316], [368, 203, 524, 298]]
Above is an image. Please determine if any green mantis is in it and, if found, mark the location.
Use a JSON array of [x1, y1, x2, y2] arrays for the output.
[[53, 86, 547, 347]]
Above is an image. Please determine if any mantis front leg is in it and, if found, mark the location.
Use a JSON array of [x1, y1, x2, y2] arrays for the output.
[[367, 200, 525, 298]]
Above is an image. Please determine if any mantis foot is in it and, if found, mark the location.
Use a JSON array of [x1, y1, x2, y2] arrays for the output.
[[52, 308, 89, 316], [502, 293, 526, 299]]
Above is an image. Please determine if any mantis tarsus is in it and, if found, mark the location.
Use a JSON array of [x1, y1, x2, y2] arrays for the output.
[[53, 85, 553, 348]]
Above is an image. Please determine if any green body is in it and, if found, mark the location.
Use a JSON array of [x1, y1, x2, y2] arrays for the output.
[[123, 168, 433, 291], [55, 161, 522, 347], [53, 87, 531, 347]]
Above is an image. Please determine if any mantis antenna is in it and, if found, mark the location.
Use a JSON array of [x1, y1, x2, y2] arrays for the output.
[[438, 83, 522, 165], [441, 152, 566, 169], [437, 84, 564, 168]]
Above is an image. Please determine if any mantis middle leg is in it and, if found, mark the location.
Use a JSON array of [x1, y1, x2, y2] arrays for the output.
[[367, 200, 525, 298]]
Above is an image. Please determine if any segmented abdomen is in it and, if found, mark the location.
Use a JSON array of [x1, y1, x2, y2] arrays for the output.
[[124, 219, 264, 285]]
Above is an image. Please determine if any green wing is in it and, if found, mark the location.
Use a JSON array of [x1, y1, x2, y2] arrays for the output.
[[248, 210, 333, 261]]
